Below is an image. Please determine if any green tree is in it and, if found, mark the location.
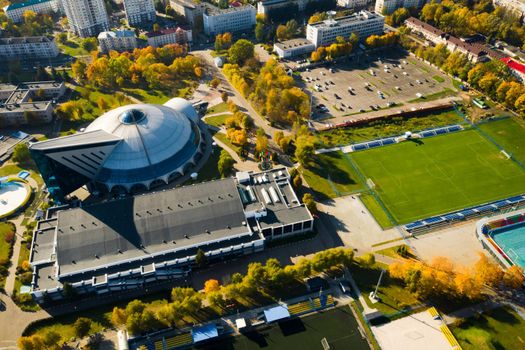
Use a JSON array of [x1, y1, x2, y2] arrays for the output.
[[43, 331, 61, 348], [228, 39, 254, 65], [255, 22, 265, 42], [56, 32, 68, 44], [218, 150, 235, 177], [11, 143, 30, 164], [221, 91, 229, 102], [195, 248, 207, 267], [73, 317, 92, 338], [293, 175, 302, 190], [80, 37, 97, 52]]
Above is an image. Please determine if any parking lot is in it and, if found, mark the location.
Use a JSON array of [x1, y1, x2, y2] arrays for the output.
[[296, 50, 457, 119]]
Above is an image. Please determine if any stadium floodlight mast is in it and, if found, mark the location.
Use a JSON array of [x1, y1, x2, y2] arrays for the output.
[[369, 269, 385, 303]]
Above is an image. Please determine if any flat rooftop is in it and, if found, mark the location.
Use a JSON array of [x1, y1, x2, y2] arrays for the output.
[[54, 178, 249, 276], [205, 3, 254, 16], [309, 11, 382, 28], [274, 38, 314, 50]]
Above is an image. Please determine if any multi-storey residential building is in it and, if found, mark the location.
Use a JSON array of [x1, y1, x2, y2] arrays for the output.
[[493, 0, 525, 17], [97, 30, 138, 53], [3, 0, 60, 23], [256, 0, 308, 15], [123, 0, 156, 26], [203, 4, 256, 36], [0, 81, 65, 126], [374, 0, 429, 15], [337, 0, 373, 9], [146, 27, 193, 48], [169, 0, 206, 28], [306, 11, 384, 48], [61, 0, 109, 37], [0, 36, 59, 60]]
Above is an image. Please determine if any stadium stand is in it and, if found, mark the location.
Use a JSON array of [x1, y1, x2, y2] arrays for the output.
[[288, 294, 335, 316], [418, 125, 463, 139], [440, 325, 462, 349], [405, 194, 525, 234], [351, 137, 396, 152], [154, 332, 192, 350], [350, 125, 463, 152]]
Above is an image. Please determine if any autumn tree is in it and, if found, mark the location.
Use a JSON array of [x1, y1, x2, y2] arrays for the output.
[[204, 279, 220, 293], [111, 306, 127, 326], [502, 265, 524, 289], [255, 128, 268, 153], [303, 193, 317, 214], [195, 248, 207, 267], [474, 253, 503, 287]]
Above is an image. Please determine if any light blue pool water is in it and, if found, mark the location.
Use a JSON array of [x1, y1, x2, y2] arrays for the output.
[[492, 223, 525, 269]]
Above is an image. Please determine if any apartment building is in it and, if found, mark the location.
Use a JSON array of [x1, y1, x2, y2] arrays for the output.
[[337, 0, 373, 9], [374, 0, 429, 15], [3, 0, 60, 23], [0, 36, 59, 60], [146, 27, 193, 48], [123, 0, 156, 26], [169, 0, 206, 28], [256, 0, 308, 15], [61, 0, 109, 37], [203, 4, 256, 36], [97, 30, 138, 53], [306, 11, 384, 48]]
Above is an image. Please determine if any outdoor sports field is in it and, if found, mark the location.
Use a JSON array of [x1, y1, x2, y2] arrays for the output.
[[349, 128, 525, 224], [194, 307, 369, 350]]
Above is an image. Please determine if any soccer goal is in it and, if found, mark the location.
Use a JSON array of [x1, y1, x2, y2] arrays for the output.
[[366, 178, 376, 189], [501, 150, 511, 160]]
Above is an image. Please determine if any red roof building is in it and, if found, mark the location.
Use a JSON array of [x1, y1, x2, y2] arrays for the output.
[[501, 57, 525, 82]]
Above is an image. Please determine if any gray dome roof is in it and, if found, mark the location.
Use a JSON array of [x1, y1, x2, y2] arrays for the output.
[[163, 98, 199, 124], [85, 104, 194, 171]]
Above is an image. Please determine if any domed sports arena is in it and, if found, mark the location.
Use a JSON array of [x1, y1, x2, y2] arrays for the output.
[[30, 98, 208, 201]]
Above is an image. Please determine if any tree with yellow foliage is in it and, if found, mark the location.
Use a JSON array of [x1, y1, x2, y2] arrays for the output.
[[204, 279, 220, 294]]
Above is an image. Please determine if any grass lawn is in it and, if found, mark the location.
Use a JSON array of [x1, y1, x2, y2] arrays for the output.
[[477, 118, 525, 165], [360, 194, 393, 229], [451, 306, 525, 350], [375, 244, 415, 259], [193, 146, 223, 183], [196, 307, 370, 350], [206, 102, 229, 115], [316, 109, 464, 148], [68, 86, 131, 124], [0, 222, 15, 289], [300, 151, 366, 199], [349, 261, 420, 316], [408, 88, 455, 103], [205, 113, 232, 128], [212, 131, 242, 155], [432, 75, 445, 83], [350, 129, 525, 224], [57, 41, 89, 57], [121, 88, 170, 104]]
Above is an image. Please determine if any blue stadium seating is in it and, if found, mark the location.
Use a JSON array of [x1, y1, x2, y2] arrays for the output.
[[404, 194, 525, 233]]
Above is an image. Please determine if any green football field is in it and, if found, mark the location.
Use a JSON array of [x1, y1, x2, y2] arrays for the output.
[[349, 129, 525, 224]]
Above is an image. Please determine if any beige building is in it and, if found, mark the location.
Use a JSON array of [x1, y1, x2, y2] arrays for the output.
[[146, 27, 193, 48], [169, 0, 206, 28], [0, 36, 59, 60], [98, 30, 138, 53]]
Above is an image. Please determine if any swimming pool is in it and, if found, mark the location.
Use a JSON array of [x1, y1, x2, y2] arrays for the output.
[[491, 222, 525, 269], [477, 213, 525, 271]]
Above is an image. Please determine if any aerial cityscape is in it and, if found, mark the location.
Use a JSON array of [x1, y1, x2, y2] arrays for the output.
[[0, 0, 524, 349]]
